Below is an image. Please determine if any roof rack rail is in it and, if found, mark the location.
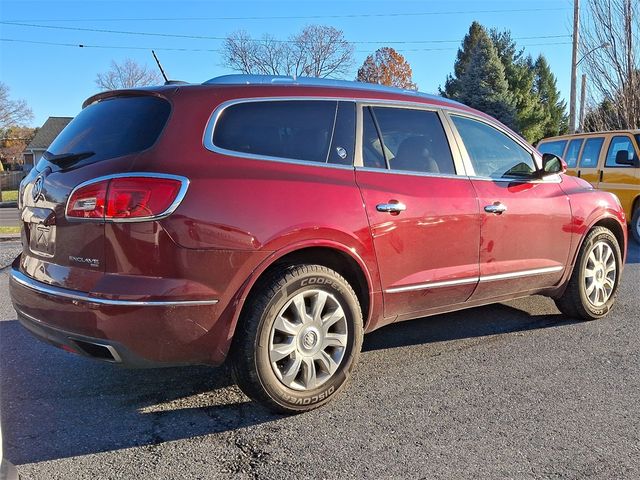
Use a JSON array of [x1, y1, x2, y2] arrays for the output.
[[203, 74, 462, 106]]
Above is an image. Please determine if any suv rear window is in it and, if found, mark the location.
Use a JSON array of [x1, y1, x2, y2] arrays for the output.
[[44, 96, 170, 165], [212, 100, 351, 164]]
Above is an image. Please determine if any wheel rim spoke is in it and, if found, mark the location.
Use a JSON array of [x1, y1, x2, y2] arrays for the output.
[[273, 314, 301, 336], [280, 353, 302, 386], [301, 357, 318, 389], [311, 291, 328, 323], [270, 341, 296, 362], [317, 350, 339, 375], [324, 332, 348, 348], [292, 295, 310, 324]]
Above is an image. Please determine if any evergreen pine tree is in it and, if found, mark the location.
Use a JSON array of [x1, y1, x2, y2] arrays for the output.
[[534, 55, 568, 138], [491, 30, 546, 142], [442, 21, 486, 99], [455, 27, 517, 129]]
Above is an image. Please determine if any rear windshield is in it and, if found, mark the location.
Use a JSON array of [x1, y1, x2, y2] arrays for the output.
[[44, 96, 170, 164], [537, 140, 567, 157]]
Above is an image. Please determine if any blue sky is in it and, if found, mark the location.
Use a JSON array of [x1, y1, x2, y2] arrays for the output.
[[1, 0, 575, 127]]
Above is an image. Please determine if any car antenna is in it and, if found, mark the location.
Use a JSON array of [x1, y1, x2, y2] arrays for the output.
[[152, 50, 169, 83]]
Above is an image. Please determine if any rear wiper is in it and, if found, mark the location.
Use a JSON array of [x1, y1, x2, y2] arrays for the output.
[[43, 150, 95, 165]]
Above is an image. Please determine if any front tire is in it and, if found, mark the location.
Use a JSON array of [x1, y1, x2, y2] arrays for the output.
[[554, 226, 622, 320], [231, 264, 363, 413]]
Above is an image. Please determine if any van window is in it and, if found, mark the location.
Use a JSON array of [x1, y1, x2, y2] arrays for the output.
[[564, 139, 583, 168], [370, 107, 455, 174], [578, 137, 604, 168], [538, 140, 567, 158], [605, 136, 636, 167], [451, 115, 536, 179], [213, 100, 341, 164]]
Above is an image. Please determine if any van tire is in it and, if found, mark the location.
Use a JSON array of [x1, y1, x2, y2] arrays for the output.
[[631, 205, 640, 244]]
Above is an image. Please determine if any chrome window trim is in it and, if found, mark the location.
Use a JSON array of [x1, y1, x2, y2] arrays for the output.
[[203, 96, 356, 170], [65, 172, 190, 223], [384, 265, 564, 294], [10, 269, 219, 306]]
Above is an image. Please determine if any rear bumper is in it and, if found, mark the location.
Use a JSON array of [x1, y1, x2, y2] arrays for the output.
[[9, 257, 229, 367]]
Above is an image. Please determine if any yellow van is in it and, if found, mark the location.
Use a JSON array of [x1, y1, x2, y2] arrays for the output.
[[537, 131, 640, 243]]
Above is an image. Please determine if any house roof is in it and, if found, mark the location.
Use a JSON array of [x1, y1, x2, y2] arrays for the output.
[[26, 116, 73, 150]]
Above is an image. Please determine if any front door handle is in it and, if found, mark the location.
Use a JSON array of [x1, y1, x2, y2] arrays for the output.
[[484, 202, 507, 214], [598, 170, 603, 182], [376, 202, 407, 214]]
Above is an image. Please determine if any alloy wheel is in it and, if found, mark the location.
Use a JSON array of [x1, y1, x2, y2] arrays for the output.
[[268, 289, 348, 391], [584, 240, 617, 307]]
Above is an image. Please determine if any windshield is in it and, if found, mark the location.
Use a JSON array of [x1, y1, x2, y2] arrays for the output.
[[44, 96, 170, 165]]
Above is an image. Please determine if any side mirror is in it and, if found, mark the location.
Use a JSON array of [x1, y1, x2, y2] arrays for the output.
[[541, 153, 567, 176], [615, 149, 636, 166]]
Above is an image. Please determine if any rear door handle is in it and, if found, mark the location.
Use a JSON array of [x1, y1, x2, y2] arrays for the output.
[[484, 202, 507, 214], [376, 202, 407, 213]]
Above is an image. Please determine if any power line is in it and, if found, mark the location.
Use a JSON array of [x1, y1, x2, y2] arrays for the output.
[[0, 37, 572, 54], [0, 38, 222, 52], [1, 6, 571, 23], [0, 21, 571, 45]]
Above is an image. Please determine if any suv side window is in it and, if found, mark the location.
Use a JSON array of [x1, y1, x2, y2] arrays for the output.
[[213, 100, 344, 164], [362, 107, 387, 169], [563, 139, 583, 168], [451, 115, 536, 179], [327, 102, 356, 166], [578, 137, 604, 168], [605, 135, 636, 168], [538, 140, 568, 158], [367, 106, 455, 174]]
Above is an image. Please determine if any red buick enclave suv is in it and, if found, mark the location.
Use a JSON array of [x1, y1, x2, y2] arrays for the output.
[[10, 75, 627, 412]]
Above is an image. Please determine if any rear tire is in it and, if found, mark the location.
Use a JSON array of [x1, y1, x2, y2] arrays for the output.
[[631, 205, 640, 245], [230, 264, 363, 413], [554, 227, 622, 320]]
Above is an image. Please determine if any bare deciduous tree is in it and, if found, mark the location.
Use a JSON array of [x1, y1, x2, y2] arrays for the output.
[[0, 83, 33, 129], [222, 25, 354, 78], [581, 0, 640, 130], [95, 59, 162, 90]]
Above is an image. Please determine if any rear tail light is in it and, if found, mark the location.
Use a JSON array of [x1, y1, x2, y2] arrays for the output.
[[66, 174, 187, 221]]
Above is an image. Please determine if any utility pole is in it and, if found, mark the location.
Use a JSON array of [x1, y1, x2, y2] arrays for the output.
[[579, 74, 587, 132], [569, 0, 580, 133]]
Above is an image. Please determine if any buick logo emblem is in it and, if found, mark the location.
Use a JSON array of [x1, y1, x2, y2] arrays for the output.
[[32, 176, 44, 200]]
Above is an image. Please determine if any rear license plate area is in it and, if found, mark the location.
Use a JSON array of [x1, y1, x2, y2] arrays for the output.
[[29, 223, 56, 257]]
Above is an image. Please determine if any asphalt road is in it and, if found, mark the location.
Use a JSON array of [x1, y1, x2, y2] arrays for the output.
[[1, 241, 639, 479], [0, 208, 19, 227]]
